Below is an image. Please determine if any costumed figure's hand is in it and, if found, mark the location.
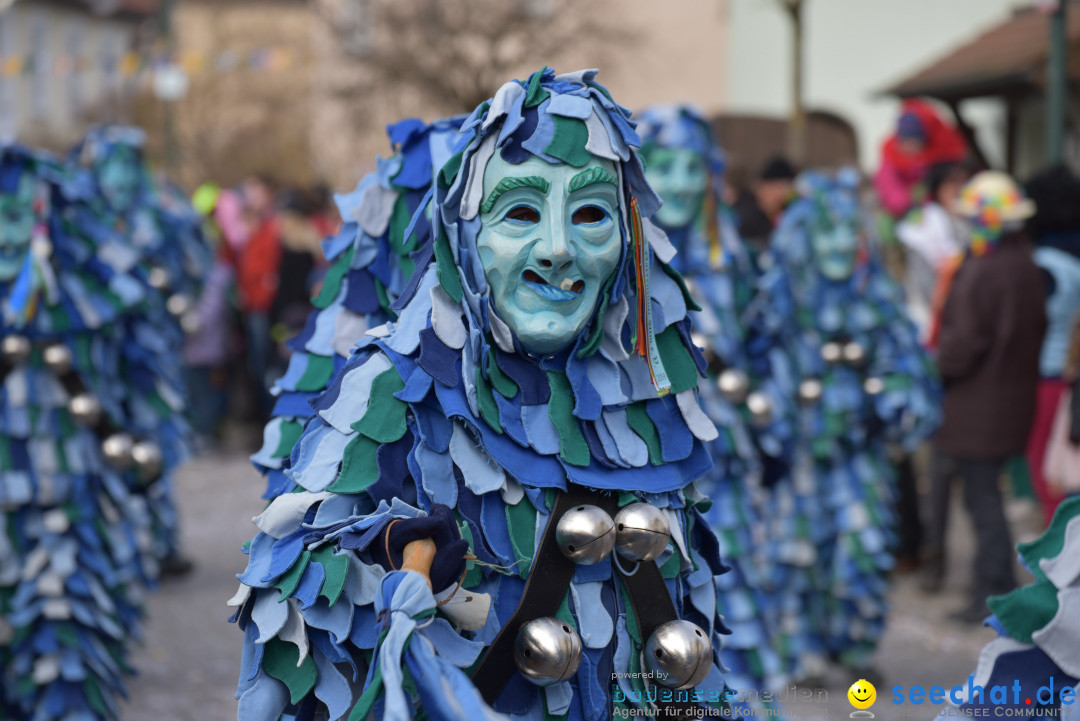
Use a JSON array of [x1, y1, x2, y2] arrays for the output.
[[372, 504, 469, 594]]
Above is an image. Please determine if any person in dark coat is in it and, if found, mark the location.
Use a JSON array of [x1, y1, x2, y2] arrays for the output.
[[923, 171, 1048, 623]]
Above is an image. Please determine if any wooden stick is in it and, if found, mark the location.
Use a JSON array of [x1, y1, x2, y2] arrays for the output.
[[401, 538, 437, 589]]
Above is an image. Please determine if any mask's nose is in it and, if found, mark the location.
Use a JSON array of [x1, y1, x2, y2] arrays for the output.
[[534, 217, 574, 272]]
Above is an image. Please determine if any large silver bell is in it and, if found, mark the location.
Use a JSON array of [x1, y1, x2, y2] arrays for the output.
[[746, 391, 773, 428], [863, 377, 885, 396], [514, 616, 582, 686], [798, 378, 823, 405], [132, 440, 164, 482], [556, 505, 615, 565], [842, 341, 867, 368], [716, 368, 750, 404], [614, 503, 670, 563], [820, 341, 843, 365], [644, 620, 713, 689], [147, 266, 170, 291], [101, 433, 135, 470], [67, 393, 102, 427], [42, 344, 73, 375], [1, 335, 32, 365], [166, 293, 193, 318]]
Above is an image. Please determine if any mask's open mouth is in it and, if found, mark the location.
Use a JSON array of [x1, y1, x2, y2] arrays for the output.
[[522, 269, 584, 302]]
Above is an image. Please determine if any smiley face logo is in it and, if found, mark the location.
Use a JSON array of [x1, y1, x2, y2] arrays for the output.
[[848, 678, 877, 716]]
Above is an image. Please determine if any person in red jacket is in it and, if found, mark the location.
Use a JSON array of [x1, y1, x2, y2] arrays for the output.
[[237, 174, 282, 420], [875, 99, 968, 220]]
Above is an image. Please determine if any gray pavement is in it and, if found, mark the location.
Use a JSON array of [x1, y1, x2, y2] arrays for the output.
[[123, 451, 1039, 721]]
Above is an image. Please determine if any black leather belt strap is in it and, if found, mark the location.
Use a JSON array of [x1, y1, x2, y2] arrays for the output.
[[470, 484, 707, 718], [470, 483, 598, 702]]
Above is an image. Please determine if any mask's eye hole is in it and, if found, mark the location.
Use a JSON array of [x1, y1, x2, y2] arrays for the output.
[[572, 205, 607, 225], [504, 205, 540, 224]]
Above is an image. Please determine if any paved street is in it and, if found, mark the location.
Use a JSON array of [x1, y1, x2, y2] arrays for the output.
[[123, 450, 1040, 721]]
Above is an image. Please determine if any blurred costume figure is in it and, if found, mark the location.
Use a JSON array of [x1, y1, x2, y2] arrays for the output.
[[931, 496, 1080, 719], [0, 145, 181, 721], [234, 69, 739, 721], [1022, 165, 1080, 525], [771, 170, 940, 679], [72, 126, 202, 573], [926, 172, 1047, 623], [874, 100, 967, 221], [895, 162, 970, 344], [636, 104, 794, 697]]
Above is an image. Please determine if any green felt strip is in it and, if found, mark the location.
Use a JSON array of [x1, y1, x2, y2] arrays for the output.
[[328, 434, 380, 493], [475, 366, 503, 434], [348, 660, 384, 721], [263, 637, 318, 705], [544, 116, 591, 168], [659, 262, 703, 312], [546, 371, 590, 466], [458, 519, 483, 588], [276, 550, 310, 601], [375, 278, 391, 316], [988, 580, 1061, 643], [351, 368, 407, 443], [505, 499, 536, 579], [523, 67, 550, 109], [388, 193, 414, 255], [84, 677, 108, 717], [555, 591, 576, 628], [274, 420, 304, 459], [296, 354, 334, 393], [659, 549, 682, 579], [486, 346, 518, 399], [313, 246, 354, 310], [1016, 496, 1080, 581], [313, 546, 350, 606], [626, 403, 663, 466], [655, 325, 700, 394], [438, 149, 465, 190], [434, 229, 463, 303]]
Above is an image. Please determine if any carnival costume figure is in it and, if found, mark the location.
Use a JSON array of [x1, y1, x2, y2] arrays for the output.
[[0, 144, 182, 721], [70, 126, 203, 566], [233, 69, 740, 721], [769, 170, 940, 679], [635, 104, 795, 696]]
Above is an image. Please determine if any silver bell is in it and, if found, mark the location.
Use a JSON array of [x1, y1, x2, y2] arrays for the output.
[[842, 341, 867, 368], [1, 335, 32, 365], [645, 620, 713, 689], [147, 266, 170, 291], [556, 504, 615, 565], [166, 293, 193, 318], [614, 503, 671, 563], [716, 368, 750, 405], [42, 344, 73, 375], [131, 440, 164, 482], [180, 310, 201, 335], [514, 616, 582, 686], [101, 433, 135, 470], [820, 341, 843, 365], [863, 377, 885, 396], [798, 378, 823, 405], [67, 393, 102, 427], [746, 391, 773, 428]]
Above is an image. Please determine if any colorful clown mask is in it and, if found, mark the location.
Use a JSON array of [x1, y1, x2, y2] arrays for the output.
[[0, 174, 36, 282], [643, 147, 708, 230], [811, 220, 859, 281], [477, 153, 622, 354], [95, 144, 141, 214]]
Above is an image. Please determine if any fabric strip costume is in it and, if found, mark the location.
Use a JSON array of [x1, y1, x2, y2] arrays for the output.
[[233, 69, 739, 721]]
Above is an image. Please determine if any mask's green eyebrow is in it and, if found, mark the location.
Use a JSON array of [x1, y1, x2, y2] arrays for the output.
[[480, 175, 550, 215], [569, 167, 618, 193]]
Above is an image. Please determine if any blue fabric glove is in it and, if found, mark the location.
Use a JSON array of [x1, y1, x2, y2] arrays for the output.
[[373, 504, 469, 593]]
